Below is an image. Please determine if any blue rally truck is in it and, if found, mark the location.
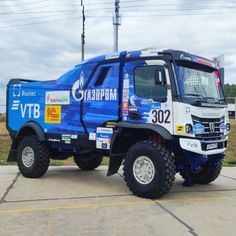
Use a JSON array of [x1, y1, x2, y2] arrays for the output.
[[6, 48, 230, 198]]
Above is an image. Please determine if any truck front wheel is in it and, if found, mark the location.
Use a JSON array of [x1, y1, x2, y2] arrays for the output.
[[123, 141, 176, 199], [181, 159, 222, 184], [17, 135, 50, 178], [74, 152, 103, 171]]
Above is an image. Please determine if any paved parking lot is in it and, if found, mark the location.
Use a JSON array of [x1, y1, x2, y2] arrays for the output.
[[0, 166, 236, 236]]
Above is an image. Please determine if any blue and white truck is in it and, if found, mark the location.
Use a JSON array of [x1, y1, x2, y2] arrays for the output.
[[6, 48, 230, 198]]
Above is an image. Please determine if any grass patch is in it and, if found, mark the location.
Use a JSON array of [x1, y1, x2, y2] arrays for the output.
[[0, 114, 6, 123], [224, 120, 236, 166], [0, 122, 8, 136], [0, 137, 13, 165]]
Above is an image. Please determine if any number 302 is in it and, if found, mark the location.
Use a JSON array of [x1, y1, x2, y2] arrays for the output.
[[151, 109, 171, 124]]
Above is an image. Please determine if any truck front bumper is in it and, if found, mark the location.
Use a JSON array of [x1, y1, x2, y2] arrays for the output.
[[179, 137, 228, 155]]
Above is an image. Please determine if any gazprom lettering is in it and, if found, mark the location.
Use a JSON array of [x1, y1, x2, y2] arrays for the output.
[[72, 73, 117, 102], [73, 88, 117, 101], [83, 89, 117, 101]]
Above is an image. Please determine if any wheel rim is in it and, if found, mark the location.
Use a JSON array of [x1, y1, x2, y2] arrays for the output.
[[133, 156, 155, 185], [22, 147, 35, 167]]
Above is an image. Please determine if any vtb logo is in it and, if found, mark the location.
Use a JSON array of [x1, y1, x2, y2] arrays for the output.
[[45, 106, 61, 124]]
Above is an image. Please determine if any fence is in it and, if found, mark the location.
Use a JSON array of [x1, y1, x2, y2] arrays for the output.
[[226, 97, 236, 119]]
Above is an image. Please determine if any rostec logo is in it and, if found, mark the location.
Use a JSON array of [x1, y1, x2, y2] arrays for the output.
[[72, 71, 117, 102], [45, 106, 61, 124], [13, 84, 21, 97], [12, 84, 36, 97]]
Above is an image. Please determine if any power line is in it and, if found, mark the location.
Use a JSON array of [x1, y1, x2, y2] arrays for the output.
[[0, 16, 81, 29], [2, 12, 74, 23], [0, 2, 235, 14], [0, 9, 80, 14], [1, 9, 235, 29], [85, 10, 236, 18], [85, 2, 236, 12], [0, 0, 49, 7], [117, 11, 236, 17]]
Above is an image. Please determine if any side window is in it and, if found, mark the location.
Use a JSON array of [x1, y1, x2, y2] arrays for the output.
[[134, 65, 167, 101], [92, 63, 119, 88], [94, 67, 111, 86]]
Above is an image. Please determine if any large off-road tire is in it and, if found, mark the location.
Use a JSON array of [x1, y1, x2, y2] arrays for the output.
[[181, 160, 222, 184], [17, 135, 50, 178], [123, 140, 176, 199], [74, 152, 103, 171]]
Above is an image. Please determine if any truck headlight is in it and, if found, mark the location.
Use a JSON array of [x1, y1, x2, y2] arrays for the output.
[[185, 124, 193, 134]]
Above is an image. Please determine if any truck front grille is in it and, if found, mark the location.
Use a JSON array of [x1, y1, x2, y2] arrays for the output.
[[191, 115, 225, 141]]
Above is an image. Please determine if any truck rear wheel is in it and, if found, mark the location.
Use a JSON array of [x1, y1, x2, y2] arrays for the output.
[[181, 159, 222, 184], [74, 152, 103, 171], [17, 135, 50, 178], [123, 141, 176, 199]]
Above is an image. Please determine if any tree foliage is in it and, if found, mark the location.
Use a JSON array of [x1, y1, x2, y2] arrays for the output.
[[224, 84, 236, 97]]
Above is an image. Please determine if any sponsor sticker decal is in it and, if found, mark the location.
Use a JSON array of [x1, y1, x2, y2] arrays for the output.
[[45, 106, 61, 124], [48, 138, 60, 142], [176, 125, 185, 134], [62, 134, 71, 141], [96, 127, 113, 149], [89, 133, 96, 141], [46, 91, 70, 105], [193, 123, 205, 134], [71, 134, 78, 139], [72, 72, 117, 102], [122, 102, 129, 111], [219, 123, 226, 133], [151, 102, 161, 109]]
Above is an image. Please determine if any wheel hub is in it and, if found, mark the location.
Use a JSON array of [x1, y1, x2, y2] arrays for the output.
[[133, 156, 155, 185], [22, 147, 35, 167]]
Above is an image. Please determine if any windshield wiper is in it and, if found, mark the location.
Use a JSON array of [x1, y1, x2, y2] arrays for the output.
[[204, 96, 225, 104], [182, 93, 208, 102]]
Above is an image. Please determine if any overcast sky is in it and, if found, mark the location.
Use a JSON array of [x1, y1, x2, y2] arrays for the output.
[[0, 0, 236, 112]]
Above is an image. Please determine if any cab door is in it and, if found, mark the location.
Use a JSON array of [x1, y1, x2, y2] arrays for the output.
[[82, 62, 120, 134], [123, 60, 173, 134]]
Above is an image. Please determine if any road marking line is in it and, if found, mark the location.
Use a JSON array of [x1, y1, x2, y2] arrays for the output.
[[0, 196, 235, 215]]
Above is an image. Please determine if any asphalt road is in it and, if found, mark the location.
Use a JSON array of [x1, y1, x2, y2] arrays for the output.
[[0, 166, 236, 236]]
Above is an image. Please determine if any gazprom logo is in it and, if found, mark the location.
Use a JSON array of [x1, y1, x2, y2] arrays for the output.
[[72, 71, 84, 101], [72, 71, 117, 102]]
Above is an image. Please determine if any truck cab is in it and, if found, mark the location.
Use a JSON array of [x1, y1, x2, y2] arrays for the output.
[[6, 48, 229, 198]]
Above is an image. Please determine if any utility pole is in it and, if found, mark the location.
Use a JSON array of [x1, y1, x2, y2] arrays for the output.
[[113, 0, 121, 52], [81, 0, 85, 61]]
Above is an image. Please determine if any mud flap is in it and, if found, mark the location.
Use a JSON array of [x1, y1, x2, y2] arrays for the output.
[[107, 156, 123, 176]]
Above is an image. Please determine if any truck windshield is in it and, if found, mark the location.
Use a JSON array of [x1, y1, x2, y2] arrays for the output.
[[176, 63, 226, 106]]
